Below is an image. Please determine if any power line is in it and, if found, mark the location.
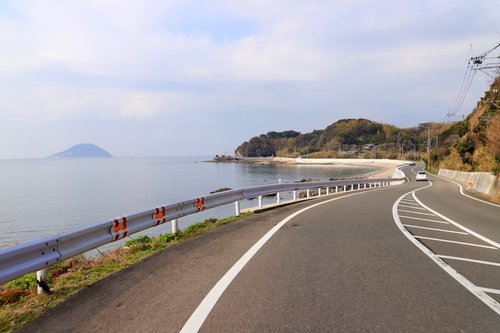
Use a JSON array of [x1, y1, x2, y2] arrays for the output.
[[446, 42, 500, 122]]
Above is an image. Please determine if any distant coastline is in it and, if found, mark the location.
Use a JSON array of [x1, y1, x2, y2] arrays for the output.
[[211, 155, 407, 178]]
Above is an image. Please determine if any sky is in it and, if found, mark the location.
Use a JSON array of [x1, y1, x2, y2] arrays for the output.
[[0, 0, 499, 159]]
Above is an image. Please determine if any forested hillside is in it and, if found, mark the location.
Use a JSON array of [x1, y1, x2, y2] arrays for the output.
[[236, 76, 499, 175], [236, 119, 449, 161]]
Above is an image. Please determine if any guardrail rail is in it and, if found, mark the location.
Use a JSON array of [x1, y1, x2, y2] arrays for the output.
[[0, 168, 407, 287]]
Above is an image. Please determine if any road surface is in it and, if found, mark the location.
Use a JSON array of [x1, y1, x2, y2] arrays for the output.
[[19, 165, 500, 332]]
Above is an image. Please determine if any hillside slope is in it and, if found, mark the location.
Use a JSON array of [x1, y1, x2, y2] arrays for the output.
[[236, 119, 449, 160], [439, 77, 500, 174]]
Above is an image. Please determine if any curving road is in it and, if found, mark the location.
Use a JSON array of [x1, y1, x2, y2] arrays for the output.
[[19, 165, 500, 332]]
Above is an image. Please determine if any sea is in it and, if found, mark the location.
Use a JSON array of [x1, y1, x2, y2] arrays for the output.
[[0, 157, 379, 250]]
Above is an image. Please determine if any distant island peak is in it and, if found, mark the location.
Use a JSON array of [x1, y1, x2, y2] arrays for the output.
[[48, 143, 113, 159]]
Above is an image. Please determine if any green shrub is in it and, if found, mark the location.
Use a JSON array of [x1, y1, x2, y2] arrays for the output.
[[5, 273, 38, 291], [125, 235, 152, 251], [125, 235, 151, 247], [157, 233, 178, 243]]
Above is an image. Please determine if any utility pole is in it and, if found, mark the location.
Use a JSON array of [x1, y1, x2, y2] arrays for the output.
[[435, 136, 439, 167], [427, 126, 431, 169]]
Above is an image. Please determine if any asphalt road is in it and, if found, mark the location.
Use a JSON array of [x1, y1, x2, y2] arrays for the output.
[[19, 166, 500, 332]]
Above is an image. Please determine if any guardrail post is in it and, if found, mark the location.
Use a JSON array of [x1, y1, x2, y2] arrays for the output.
[[36, 269, 50, 295], [276, 193, 281, 204], [258, 196, 263, 208], [326, 187, 329, 194], [318, 188, 321, 197], [306, 189, 310, 199], [335, 186, 338, 193], [235, 201, 240, 216], [172, 219, 179, 234], [293, 190, 297, 201], [343, 185, 347, 192]]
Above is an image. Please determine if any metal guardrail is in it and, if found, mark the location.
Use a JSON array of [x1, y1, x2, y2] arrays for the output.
[[0, 173, 406, 285]]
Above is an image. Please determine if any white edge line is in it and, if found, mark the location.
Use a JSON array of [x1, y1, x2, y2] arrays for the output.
[[435, 175, 500, 208], [180, 189, 374, 332], [393, 184, 500, 316], [412, 191, 500, 249], [438, 255, 500, 267], [403, 224, 469, 235]]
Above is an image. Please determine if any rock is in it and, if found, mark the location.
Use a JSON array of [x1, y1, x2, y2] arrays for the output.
[[210, 187, 232, 194]]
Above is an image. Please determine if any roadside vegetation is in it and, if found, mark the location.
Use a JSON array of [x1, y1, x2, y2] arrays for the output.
[[0, 213, 251, 333], [439, 77, 500, 174]]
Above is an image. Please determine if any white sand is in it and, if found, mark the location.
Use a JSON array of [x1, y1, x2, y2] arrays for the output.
[[270, 157, 410, 178]]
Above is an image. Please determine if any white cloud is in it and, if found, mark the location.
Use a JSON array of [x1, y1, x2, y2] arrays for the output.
[[119, 91, 193, 118], [0, 0, 499, 158]]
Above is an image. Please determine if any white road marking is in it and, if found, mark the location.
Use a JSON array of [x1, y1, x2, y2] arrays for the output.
[[479, 287, 500, 295], [403, 224, 469, 235], [412, 192, 500, 249], [398, 216, 449, 224], [393, 182, 500, 315], [414, 236, 497, 249], [399, 204, 427, 210], [438, 255, 500, 267], [398, 209, 436, 216], [180, 189, 377, 332], [400, 201, 420, 206], [436, 176, 500, 208]]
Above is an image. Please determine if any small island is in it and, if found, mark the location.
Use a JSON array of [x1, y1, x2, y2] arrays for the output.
[[48, 143, 113, 159]]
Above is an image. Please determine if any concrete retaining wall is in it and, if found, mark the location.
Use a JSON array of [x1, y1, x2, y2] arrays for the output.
[[438, 169, 499, 196]]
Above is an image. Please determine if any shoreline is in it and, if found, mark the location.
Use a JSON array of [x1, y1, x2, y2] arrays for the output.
[[219, 157, 410, 179]]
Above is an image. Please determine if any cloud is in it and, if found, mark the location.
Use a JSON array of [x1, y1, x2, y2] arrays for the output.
[[0, 0, 499, 158], [119, 91, 193, 118]]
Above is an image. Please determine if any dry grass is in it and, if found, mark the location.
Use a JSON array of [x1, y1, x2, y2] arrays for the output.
[[440, 149, 473, 171]]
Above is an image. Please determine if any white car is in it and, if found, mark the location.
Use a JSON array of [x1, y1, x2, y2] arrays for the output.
[[416, 171, 428, 181]]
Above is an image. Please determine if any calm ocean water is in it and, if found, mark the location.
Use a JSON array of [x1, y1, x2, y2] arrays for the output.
[[0, 157, 378, 249]]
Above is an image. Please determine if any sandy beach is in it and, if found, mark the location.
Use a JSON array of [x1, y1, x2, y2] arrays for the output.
[[242, 157, 410, 179]]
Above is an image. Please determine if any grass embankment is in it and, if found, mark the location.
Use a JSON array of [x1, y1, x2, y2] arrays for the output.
[[0, 213, 251, 333]]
